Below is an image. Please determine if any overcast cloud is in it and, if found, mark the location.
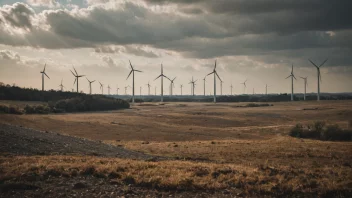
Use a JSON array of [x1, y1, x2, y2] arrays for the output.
[[0, 0, 351, 94]]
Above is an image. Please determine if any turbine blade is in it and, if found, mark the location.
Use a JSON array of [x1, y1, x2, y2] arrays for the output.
[[216, 72, 222, 81], [129, 60, 133, 70], [73, 67, 78, 76], [173, 77, 176, 81], [154, 75, 162, 80], [126, 70, 133, 80], [92, 80, 95, 83], [285, 75, 291, 79], [70, 70, 76, 77], [293, 75, 297, 80], [86, 77, 89, 82], [214, 60, 217, 69], [308, 59, 319, 68], [43, 64, 46, 72], [319, 58, 328, 67], [78, 75, 85, 77], [74, 78, 77, 85], [44, 72, 50, 79], [134, 70, 142, 72], [206, 71, 214, 76]]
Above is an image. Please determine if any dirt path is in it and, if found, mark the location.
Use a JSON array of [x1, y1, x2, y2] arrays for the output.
[[0, 124, 164, 161]]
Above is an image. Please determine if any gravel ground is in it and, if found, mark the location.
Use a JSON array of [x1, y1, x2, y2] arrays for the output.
[[0, 124, 162, 160]]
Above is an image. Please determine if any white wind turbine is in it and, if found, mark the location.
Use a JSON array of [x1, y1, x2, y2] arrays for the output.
[[300, 77, 308, 101], [230, 84, 233, 95], [308, 59, 328, 101], [40, 64, 50, 91], [107, 85, 111, 95], [127, 60, 143, 104], [154, 64, 170, 102], [86, 77, 95, 95], [116, 86, 120, 95], [240, 79, 247, 94], [265, 84, 270, 95], [180, 84, 183, 96], [169, 77, 176, 96], [70, 67, 85, 93], [146, 82, 151, 95], [189, 76, 197, 96], [59, 79, 64, 92], [206, 60, 222, 103], [99, 82, 104, 94], [285, 64, 296, 101]]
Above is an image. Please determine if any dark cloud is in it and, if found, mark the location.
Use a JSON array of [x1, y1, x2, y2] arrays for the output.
[[0, 3, 34, 29]]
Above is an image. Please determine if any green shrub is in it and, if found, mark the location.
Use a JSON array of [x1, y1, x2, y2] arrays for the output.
[[24, 105, 51, 114]]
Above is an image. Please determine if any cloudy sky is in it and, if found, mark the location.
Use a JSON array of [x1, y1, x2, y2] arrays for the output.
[[0, 0, 351, 95]]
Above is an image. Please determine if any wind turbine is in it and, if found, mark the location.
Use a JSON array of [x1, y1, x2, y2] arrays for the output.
[[202, 77, 206, 96], [99, 82, 104, 94], [70, 67, 85, 93], [154, 64, 170, 102], [59, 79, 64, 92], [285, 64, 296, 101], [220, 80, 224, 95], [300, 77, 308, 101], [40, 64, 50, 91], [230, 84, 233, 95], [155, 86, 157, 96], [189, 77, 197, 96], [265, 84, 270, 95], [241, 79, 247, 94], [107, 85, 111, 95], [86, 77, 95, 95], [206, 60, 222, 103], [140, 86, 142, 97], [127, 60, 142, 104], [309, 59, 328, 101], [124, 86, 128, 95], [146, 82, 151, 95], [180, 84, 183, 96], [168, 77, 176, 96], [116, 87, 120, 95]]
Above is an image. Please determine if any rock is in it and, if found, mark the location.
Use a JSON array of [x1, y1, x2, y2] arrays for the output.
[[73, 182, 87, 189]]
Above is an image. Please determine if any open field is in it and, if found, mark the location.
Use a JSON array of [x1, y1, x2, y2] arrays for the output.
[[0, 100, 352, 197]]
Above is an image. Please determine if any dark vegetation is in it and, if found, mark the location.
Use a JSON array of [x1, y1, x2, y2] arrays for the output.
[[0, 83, 130, 114], [289, 121, 352, 141], [117, 93, 352, 103]]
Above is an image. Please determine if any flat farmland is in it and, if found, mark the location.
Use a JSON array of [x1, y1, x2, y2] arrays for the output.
[[0, 100, 351, 197]]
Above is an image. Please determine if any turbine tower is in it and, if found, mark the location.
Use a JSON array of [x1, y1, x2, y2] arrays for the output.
[[300, 77, 308, 101], [241, 79, 247, 94], [230, 84, 233, 95], [309, 59, 328, 101], [70, 67, 85, 93], [124, 86, 128, 95], [40, 64, 50, 91], [206, 60, 222, 103], [202, 77, 206, 96], [116, 87, 120, 95], [154, 64, 170, 102], [59, 79, 64, 91], [220, 80, 223, 95], [86, 77, 95, 95], [99, 82, 104, 94], [146, 82, 151, 95], [285, 64, 296, 101], [127, 60, 143, 104], [180, 84, 183, 96], [265, 84, 270, 95]]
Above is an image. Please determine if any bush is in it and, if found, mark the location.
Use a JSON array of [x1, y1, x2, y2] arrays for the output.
[[24, 105, 51, 114], [0, 104, 9, 113], [289, 124, 304, 138], [0, 105, 23, 114], [289, 121, 352, 141]]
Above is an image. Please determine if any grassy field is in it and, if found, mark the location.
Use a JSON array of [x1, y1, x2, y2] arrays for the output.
[[0, 100, 351, 197]]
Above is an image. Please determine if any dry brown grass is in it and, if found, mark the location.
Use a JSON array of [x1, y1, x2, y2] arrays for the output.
[[0, 155, 351, 196]]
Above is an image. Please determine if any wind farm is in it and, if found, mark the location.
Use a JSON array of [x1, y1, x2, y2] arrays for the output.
[[0, 1, 352, 197]]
